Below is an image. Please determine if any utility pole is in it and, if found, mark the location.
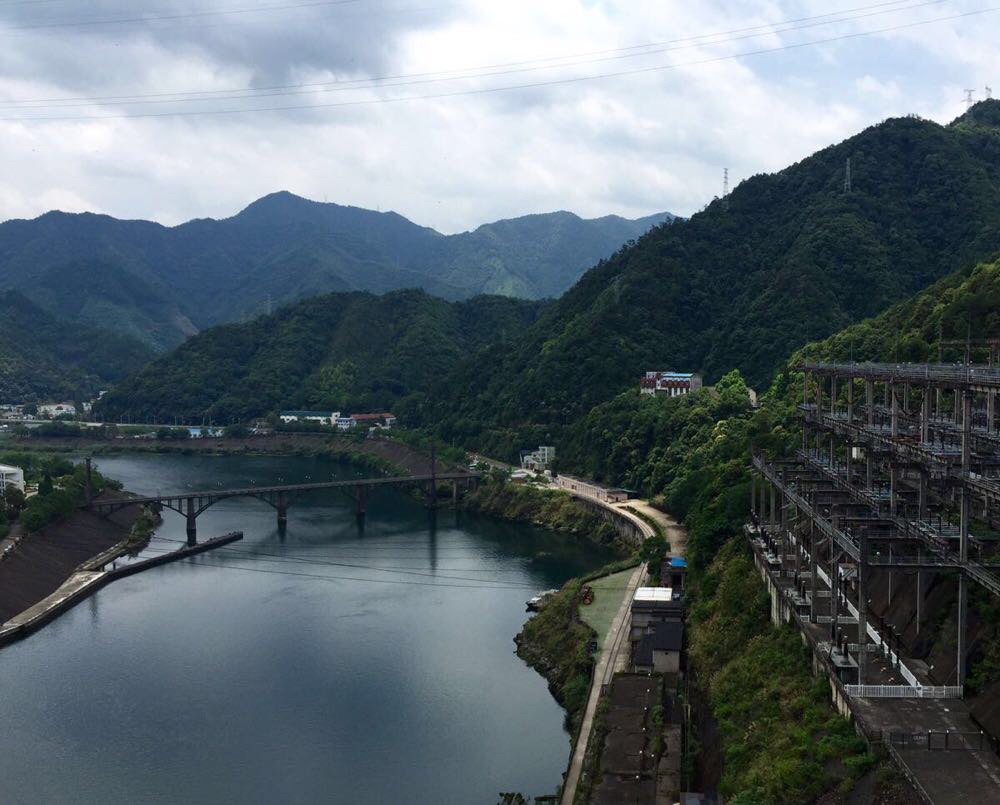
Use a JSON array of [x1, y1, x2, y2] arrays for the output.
[[723, 167, 729, 210], [843, 158, 852, 193], [987, 86, 994, 100], [964, 89, 976, 113]]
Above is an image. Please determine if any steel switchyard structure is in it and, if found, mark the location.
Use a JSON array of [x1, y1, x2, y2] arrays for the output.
[[750, 361, 1000, 801]]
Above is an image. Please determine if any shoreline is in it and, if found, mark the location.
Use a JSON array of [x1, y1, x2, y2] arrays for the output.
[[0, 433, 436, 475]]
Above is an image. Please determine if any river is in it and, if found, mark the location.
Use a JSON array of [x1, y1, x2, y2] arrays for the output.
[[0, 453, 614, 804]]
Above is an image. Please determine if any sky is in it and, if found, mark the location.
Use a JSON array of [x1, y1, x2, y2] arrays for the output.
[[0, 0, 996, 233]]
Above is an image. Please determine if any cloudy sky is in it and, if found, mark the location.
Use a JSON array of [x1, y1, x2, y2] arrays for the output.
[[0, 0, 996, 232]]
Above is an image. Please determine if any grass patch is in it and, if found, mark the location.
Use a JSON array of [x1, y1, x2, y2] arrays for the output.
[[579, 569, 635, 650]]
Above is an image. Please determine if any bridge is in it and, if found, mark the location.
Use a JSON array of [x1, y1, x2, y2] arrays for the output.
[[89, 471, 480, 545]]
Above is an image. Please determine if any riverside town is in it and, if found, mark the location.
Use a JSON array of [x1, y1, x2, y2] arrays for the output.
[[1, 3, 998, 803]]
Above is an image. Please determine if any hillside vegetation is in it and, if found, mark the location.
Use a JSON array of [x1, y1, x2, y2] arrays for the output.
[[94, 290, 544, 423], [426, 102, 1000, 460], [0, 291, 154, 402], [0, 192, 670, 349]]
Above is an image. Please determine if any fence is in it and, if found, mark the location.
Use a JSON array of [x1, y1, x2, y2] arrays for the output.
[[845, 684, 964, 698], [874, 730, 996, 752]]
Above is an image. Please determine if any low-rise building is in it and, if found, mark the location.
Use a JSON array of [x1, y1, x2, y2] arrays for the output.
[[660, 556, 688, 592], [0, 463, 25, 493], [555, 474, 628, 503], [38, 402, 77, 418], [520, 445, 556, 471], [279, 410, 338, 426], [335, 416, 357, 431], [640, 371, 703, 397], [350, 413, 397, 428], [633, 620, 684, 674], [630, 586, 684, 640]]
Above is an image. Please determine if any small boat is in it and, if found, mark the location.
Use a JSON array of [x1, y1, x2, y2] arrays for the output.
[[526, 589, 559, 612]]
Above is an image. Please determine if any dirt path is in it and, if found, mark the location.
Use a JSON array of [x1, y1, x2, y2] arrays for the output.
[[612, 499, 687, 557]]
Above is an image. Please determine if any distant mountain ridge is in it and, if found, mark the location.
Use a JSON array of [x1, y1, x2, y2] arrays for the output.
[[0, 291, 154, 401], [0, 193, 674, 350]]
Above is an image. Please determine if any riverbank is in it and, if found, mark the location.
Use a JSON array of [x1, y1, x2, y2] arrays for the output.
[[514, 559, 639, 736], [0, 490, 143, 624], [1, 433, 439, 476], [462, 481, 624, 550]]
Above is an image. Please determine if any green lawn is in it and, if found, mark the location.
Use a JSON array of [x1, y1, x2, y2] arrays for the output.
[[579, 569, 634, 649]]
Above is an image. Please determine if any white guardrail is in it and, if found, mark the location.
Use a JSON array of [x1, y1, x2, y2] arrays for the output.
[[845, 685, 964, 699]]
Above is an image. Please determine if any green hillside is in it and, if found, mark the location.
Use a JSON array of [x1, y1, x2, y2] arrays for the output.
[[94, 290, 545, 423], [424, 102, 1000, 459], [0, 193, 670, 349], [0, 291, 155, 402]]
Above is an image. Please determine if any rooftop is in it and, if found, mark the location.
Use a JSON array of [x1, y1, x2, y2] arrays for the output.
[[635, 621, 684, 665], [634, 587, 674, 602]]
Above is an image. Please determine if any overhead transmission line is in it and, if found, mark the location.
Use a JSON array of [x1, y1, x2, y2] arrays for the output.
[[2, 4, 995, 121], [146, 536, 545, 576], [0, 0, 944, 110], [138, 545, 550, 590], [0, 0, 364, 32]]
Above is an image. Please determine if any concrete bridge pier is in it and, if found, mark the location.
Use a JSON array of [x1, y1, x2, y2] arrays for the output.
[[276, 491, 288, 531], [185, 497, 198, 546]]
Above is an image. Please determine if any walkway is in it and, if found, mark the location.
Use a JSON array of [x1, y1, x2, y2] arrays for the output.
[[612, 499, 686, 556], [558, 485, 689, 804], [561, 561, 646, 805]]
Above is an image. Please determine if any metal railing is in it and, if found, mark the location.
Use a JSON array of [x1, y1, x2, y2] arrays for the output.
[[873, 729, 992, 751], [802, 362, 1000, 390], [846, 684, 964, 699]]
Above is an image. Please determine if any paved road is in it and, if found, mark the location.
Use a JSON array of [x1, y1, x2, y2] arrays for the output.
[[558, 487, 688, 805]]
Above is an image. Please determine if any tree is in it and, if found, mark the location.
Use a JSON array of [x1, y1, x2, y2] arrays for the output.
[[38, 471, 54, 496], [3, 485, 26, 518]]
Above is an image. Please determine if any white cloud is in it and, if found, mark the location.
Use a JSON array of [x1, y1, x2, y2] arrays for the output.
[[0, 0, 995, 231]]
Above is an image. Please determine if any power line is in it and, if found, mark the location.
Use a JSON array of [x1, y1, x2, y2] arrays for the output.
[[0, 0, 944, 110], [3, 4, 994, 122], [0, 0, 363, 32], [141, 548, 553, 590], [147, 537, 547, 575]]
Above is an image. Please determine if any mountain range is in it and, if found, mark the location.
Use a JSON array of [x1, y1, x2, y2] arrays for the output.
[[94, 101, 1000, 455], [0, 193, 672, 351]]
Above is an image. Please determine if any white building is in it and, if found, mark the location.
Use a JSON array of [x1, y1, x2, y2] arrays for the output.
[[279, 410, 339, 426], [38, 402, 77, 418], [521, 445, 556, 471], [335, 416, 357, 431], [0, 463, 25, 493], [640, 371, 703, 397]]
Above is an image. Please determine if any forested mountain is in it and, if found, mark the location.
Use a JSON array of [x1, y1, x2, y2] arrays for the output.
[[94, 290, 544, 423], [93, 102, 1000, 443], [0, 192, 671, 350], [423, 101, 1000, 457], [0, 291, 154, 402]]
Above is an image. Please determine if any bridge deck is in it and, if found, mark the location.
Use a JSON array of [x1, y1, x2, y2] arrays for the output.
[[94, 472, 479, 509]]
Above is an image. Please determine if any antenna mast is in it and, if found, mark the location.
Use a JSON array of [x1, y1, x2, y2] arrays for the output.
[[987, 86, 994, 100], [964, 89, 976, 112], [723, 167, 729, 210]]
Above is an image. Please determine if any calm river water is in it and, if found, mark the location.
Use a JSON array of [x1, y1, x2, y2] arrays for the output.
[[0, 454, 614, 804]]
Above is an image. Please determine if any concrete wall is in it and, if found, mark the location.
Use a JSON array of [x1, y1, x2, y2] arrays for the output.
[[571, 495, 647, 548]]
